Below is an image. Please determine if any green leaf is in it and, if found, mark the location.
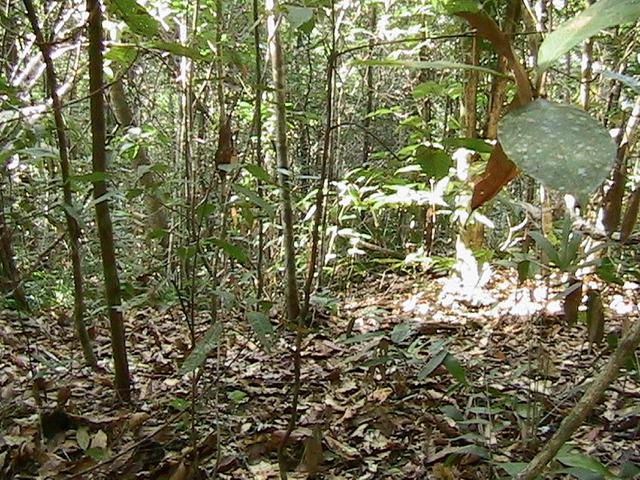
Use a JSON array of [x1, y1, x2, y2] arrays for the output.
[[105, 45, 138, 66], [76, 427, 90, 450], [442, 137, 493, 153], [244, 164, 273, 184], [529, 231, 561, 267], [196, 202, 216, 220], [538, 0, 640, 71], [179, 323, 222, 375], [417, 349, 448, 380], [247, 311, 275, 351], [432, 0, 481, 14], [227, 390, 248, 403], [499, 99, 616, 201], [497, 462, 528, 476], [148, 40, 208, 60], [360, 59, 507, 77], [85, 447, 107, 461], [233, 184, 275, 215], [109, 0, 161, 38], [596, 257, 624, 286], [556, 448, 612, 476], [208, 238, 249, 266], [414, 146, 451, 179], [285, 5, 314, 29], [412, 81, 445, 99], [601, 70, 640, 93], [70, 172, 108, 184], [390, 322, 413, 344], [443, 353, 468, 385]]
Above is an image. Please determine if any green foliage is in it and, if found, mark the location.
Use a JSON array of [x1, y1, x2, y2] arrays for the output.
[[555, 444, 616, 479], [538, 0, 640, 71], [499, 99, 616, 202], [178, 323, 223, 375], [108, 0, 161, 38], [284, 5, 315, 31], [247, 311, 275, 351], [414, 146, 451, 179], [432, 0, 480, 14]]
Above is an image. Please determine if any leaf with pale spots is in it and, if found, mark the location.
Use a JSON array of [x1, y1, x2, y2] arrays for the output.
[[498, 99, 616, 202]]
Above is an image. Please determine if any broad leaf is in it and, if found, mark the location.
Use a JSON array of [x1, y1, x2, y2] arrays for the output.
[[600, 70, 640, 93], [529, 231, 561, 267], [149, 41, 208, 60], [556, 447, 613, 477], [443, 353, 468, 385], [499, 99, 616, 201], [417, 349, 447, 380], [285, 6, 314, 29], [244, 164, 273, 184], [109, 0, 160, 38], [179, 323, 223, 375], [209, 238, 250, 266], [414, 146, 451, 179], [105, 45, 138, 66], [443, 137, 493, 154], [538, 0, 640, 71], [247, 311, 275, 351]]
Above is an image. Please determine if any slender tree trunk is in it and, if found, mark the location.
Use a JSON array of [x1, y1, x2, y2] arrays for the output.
[[360, 5, 376, 165], [109, 79, 169, 248], [266, 0, 300, 323], [24, 0, 97, 367], [485, 0, 520, 138], [578, 4, 594, 110], [252, 0, 265, 298], [0, 182, 29, 310], [603, 96, 640, 234], [86, 0, 130, 402]]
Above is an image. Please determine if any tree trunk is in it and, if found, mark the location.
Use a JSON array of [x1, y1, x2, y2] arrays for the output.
[[0, 182, 29, 310], [603, 96, 640, 234], [266, 0, 300, 324], [87, 0, 130, 402], [578, 3, 594, 110], [24, 0, 97, 367], [485, 0, 520, 139], [360, 5, 376, 166]]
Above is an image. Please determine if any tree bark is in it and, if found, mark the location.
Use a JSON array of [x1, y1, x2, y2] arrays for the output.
[[24, 0, 97, 367], [0, 182, 29, 310], [87, 0, 130, 401], [266, 0, 300, 323]]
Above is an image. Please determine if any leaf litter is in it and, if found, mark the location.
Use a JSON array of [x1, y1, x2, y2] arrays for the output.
[[0, 271, 639, 479]]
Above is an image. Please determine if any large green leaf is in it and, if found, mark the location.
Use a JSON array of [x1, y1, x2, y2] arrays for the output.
[[208, 238, 250, 266], [179, 323, 222, 375], [284, 6, 314, 30], [498, 99, 616, 201], [414, 146, 451, 179], [247, 311, 275, 351], [538, 0, 640, 71], [149, 41, 209, 61], [109, 0, 161, 38]]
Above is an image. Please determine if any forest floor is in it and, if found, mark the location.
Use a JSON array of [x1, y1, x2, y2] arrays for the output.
[[1, 269, 640, 479]]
